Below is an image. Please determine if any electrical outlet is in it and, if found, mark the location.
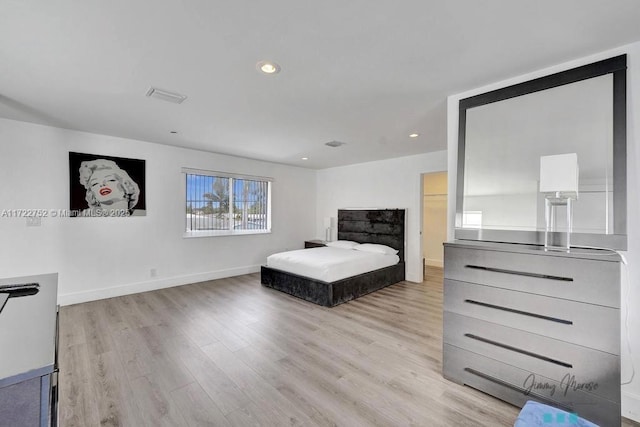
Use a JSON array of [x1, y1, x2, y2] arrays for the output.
[[150, 268, 157, 278], [26, 217, 41, 227]]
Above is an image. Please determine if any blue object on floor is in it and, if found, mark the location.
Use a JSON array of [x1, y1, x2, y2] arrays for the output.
[[514, 401, 599, 427]]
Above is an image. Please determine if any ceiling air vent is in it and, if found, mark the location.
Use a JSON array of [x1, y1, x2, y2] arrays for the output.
[[325, 140, 346, 148], [145, 87, 188, 104]]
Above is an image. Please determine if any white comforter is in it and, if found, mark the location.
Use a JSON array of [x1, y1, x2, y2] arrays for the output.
[[266, 247, 400, 282]]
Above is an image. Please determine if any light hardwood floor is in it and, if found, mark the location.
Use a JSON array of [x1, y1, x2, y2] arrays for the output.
[[58, 268, 639, 427]]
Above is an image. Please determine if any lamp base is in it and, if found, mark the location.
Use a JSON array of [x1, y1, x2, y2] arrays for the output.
[[544, 194, 575, 252], [544, 233, 571, 252]]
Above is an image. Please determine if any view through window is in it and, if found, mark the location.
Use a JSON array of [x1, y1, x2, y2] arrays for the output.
[[185, 172, 271, 234]]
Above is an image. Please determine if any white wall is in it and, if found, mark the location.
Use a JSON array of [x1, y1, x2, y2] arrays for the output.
[[0, 118, 316, 305], [316, 151, 448, 283], [447, 42, 640, 422]]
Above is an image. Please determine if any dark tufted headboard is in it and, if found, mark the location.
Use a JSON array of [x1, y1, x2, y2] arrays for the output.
[[337, 209, 405, 262]]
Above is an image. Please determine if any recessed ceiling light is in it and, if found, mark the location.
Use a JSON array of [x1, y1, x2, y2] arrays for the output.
[[301, 157, 308, 160], [409, 133, 419, 138], [257, 60, 281, 74]]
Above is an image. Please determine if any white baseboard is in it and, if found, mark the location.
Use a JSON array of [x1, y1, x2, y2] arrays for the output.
[[425, 258, 444, 268], [58, 265, 261, 306], [623, 390, 640, 422]]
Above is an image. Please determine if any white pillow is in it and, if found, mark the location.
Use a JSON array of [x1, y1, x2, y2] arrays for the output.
[[325, 240, 360, 249], [353, 243, 399, 255]]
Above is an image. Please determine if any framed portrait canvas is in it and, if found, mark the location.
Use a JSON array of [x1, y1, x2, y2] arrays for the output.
[[69, 152, 146, 217]]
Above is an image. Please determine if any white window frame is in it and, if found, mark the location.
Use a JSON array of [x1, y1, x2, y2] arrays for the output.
[[182, 167, 272, 238], [462, 210, 483, 229]]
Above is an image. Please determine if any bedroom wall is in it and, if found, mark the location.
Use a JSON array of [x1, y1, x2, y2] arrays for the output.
[[0, 118, 316, 305], [447, 41, 640, 422], [315, 150, 448, 283]]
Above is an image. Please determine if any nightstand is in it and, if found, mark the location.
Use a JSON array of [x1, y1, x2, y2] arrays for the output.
[[304, 240, 326, 248]]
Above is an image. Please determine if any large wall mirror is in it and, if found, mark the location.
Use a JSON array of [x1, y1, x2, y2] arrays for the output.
[[456, 55, 627, 250]]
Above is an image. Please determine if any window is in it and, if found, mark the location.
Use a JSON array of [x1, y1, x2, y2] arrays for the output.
[[462, 211, 482, 229], [183, 168, 272, 236]]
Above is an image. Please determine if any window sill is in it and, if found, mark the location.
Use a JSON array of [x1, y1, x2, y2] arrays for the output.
[[183, 229, 271, 238]]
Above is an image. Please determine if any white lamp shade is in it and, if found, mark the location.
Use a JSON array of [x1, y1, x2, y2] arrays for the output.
[[539, 153, 579, 194], [323, 217, 331, 228]]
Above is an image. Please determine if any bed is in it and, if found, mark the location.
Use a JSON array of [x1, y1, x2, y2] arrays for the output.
[[261, 209, 406, 306]]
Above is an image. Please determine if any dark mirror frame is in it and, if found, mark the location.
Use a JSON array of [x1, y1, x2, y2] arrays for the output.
[[455, 55, 627, 250]]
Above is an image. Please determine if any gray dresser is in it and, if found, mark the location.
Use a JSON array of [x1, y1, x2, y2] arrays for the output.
[[443, 241, 621, 427], [0, 273, 59, 427]]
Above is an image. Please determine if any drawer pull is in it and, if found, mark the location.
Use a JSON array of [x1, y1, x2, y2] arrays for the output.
[[465, 265, 573, 282], [463, 367, 573, 412], [464, 333, 573, 368], [464, 299, 573, 325]]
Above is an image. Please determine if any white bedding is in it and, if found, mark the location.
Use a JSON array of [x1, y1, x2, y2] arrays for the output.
[[266, 246, 400, 282]]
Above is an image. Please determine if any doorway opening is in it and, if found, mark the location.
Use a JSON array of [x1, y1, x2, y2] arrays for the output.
[[422, 172, 447, 279]]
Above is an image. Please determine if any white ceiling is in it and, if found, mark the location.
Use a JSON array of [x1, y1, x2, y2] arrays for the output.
[[1, 1, 640, 169]]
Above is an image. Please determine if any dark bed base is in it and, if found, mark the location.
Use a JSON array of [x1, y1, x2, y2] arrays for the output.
[[260, 262, 405, 307], [262, 208, 406, 307]]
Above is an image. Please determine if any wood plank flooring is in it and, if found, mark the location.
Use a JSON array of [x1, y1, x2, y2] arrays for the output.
[[58, 268, 639, 426]]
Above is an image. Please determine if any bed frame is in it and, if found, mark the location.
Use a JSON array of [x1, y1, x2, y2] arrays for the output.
[[261, 209, 406, 307]]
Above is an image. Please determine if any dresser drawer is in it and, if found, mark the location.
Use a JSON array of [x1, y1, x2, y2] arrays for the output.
[[444, 279, 620, 354], [443, 344, 620, 427], [444, 246, 620, 308], [443, 311, 620, 401]]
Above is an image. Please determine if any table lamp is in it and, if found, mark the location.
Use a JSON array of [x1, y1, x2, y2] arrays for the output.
[[540, 153, 579, 251]]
